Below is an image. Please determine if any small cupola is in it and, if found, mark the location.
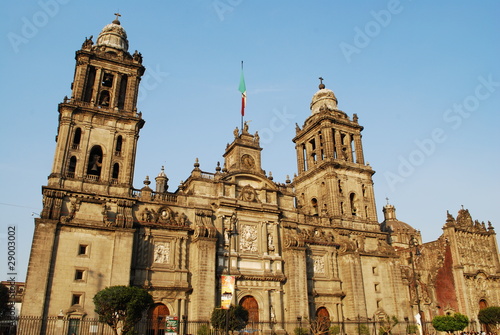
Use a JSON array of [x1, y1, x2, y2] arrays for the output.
[[155, 166, 169, 193]]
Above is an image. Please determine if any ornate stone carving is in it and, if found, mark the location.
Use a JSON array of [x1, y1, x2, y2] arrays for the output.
[[267, 233, 275, 252], [240, 185, 258, 202], [312, 255, 325, 274], [241, 154, 255, 170], [194, 210, 216, 238], [240, 224, 258, 252], [153, 242, 170, 264]]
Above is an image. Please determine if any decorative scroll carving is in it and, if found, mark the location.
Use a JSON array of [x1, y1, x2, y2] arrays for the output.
[[194, 210, 216, 238], [62, 199, 81, 223], [284, 229, 305, 249], [140, 206, 189, 227]]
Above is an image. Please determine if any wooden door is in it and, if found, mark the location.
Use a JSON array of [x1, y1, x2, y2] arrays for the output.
[[240, 296, 259, 323], [149, 304, 170, 335]]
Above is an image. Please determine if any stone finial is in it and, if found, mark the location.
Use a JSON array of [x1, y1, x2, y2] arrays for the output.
[[319, 77, 325, 89]]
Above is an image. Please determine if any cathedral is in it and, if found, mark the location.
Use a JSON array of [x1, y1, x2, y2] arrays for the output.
[[20, 17, 500, 334]]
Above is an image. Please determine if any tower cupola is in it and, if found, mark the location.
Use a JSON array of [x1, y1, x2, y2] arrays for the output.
[[96, 14, 129, 52], [310, 78, 338, 114]]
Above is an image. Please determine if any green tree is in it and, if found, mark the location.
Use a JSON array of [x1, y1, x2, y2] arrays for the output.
[[478, 306, 500, 333], [357, 324, 370, 335], [406, 324, 419, 335], [329, 325, 341, 335], [210, 305, 249, 333], [431, 313, 469, 334], [93, 286, 154, 335], [293, 327, 309, 335], [197, 324, 211, 335], [0, 284, 10, 319], [379, 316, 399, 335]]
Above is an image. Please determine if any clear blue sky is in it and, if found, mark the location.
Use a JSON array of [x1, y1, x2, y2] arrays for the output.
[[1, 1, 499, 281]]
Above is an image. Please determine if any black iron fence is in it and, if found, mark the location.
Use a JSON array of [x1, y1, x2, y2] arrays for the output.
[[0, 316, 480, 335]]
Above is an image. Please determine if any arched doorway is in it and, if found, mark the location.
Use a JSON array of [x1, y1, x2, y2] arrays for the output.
[[316, 307, 331, 334], [479, 299, 489, 332], [240, 295, 259, 323], [148, 303, 169, 335]]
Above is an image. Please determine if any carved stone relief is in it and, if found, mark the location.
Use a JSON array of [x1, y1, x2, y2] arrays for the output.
[[154, 242, 170, 264], [240, 224, 258, 252]]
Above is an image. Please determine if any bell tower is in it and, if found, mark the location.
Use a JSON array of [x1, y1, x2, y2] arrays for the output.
[[21, 17, 145, 323], [293, 79, 378, 226], [48, 14, 145, 196]]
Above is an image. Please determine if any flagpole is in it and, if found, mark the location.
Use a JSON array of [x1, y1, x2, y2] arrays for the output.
[[240, 61, 244, 133]]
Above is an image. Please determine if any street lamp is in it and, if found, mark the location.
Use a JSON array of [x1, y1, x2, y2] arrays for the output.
[[409, 235, 425, 335], [225, 214, 239, 335]]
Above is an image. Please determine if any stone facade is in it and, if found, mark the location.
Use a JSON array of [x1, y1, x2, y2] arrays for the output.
[[21, 18, 500, 334]]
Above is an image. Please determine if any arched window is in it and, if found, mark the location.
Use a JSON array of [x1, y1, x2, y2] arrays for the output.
[[350, 136, 356, 162], [98, 90, 110, 106], [302, 144, 308, 171], [72, 128, 82, 149], [102, 73, 114, 87], [240, 296, 259, 323], [115, 136, 123, 156], [148, 303, 169, 335], [350, 193, 357, 216], [87, 146, 103, 179], [82, 66, 96, 102], [117, 75, 128, 109], [68, 156, 77, 178], [311, 198, 319, 216], [112, 163, 119, 180]]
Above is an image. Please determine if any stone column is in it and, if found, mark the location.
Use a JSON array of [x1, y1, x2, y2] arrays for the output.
[[354, 134, 365, 164]]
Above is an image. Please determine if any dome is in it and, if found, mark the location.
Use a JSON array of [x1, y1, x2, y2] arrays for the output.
[[381, 204, 418, 232], [380, 204, 420, 247], [96, 19, 129, 52], [310, 88, 338, 114], [157, 166, 167, 178]]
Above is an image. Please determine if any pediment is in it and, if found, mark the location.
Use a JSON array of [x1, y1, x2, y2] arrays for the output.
[[222, 173, 278, 191]]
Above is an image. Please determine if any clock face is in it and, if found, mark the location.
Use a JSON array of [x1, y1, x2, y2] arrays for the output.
[[241, 154, 255, 169]]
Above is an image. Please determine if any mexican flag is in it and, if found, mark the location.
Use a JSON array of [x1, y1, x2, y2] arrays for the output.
[[239, 63, 246, 116]]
